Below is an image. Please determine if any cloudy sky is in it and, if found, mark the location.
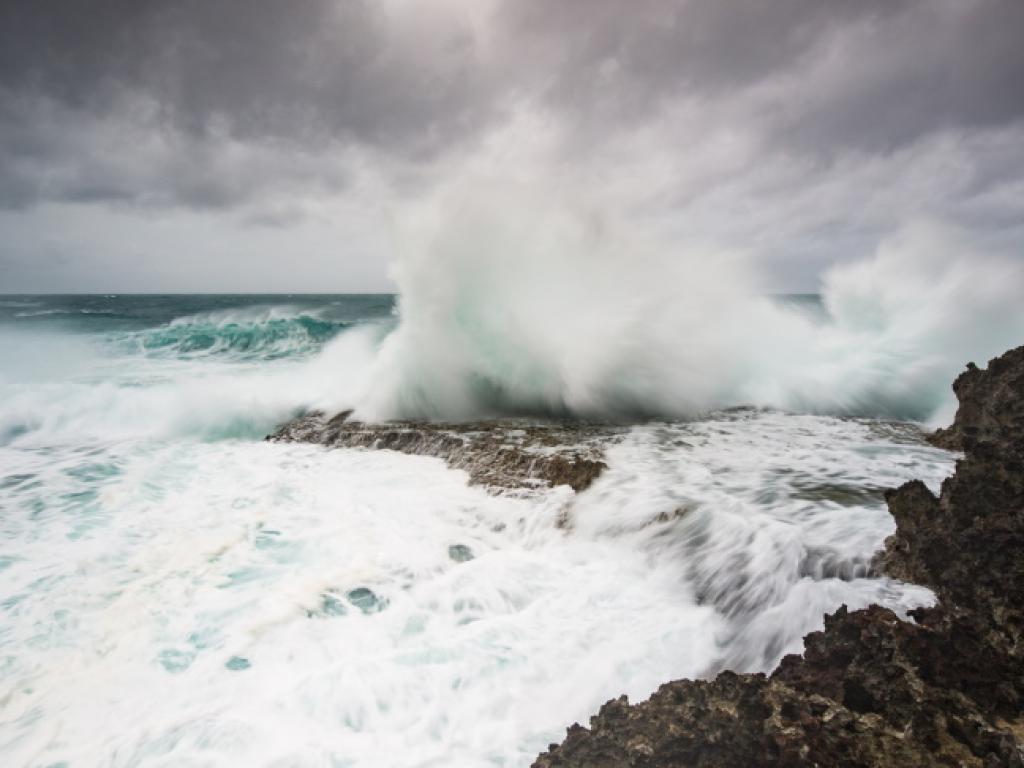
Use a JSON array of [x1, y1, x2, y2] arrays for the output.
[[1, 0, 1022, 293]]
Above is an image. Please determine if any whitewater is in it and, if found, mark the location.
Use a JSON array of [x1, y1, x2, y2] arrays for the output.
[[1, 227, 1022, 766]]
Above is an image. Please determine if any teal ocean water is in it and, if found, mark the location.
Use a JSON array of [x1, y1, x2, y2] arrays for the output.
[[0, 294, 395, 444], [0, 293, 984, 766], [1, 293, 395, 363]]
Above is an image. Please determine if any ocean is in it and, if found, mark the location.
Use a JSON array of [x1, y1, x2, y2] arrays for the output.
[[0, 293, 963, 766]]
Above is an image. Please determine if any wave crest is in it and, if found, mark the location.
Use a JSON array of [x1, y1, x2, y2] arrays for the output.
[[116, 307, 349, 361]]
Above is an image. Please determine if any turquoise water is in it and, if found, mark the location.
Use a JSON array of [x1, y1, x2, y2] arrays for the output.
[[0, 294, 395, 328], [0, 294, 396, 444], [1, 293, 395, 358]]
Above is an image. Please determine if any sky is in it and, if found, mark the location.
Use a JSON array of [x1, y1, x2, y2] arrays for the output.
[[1, 0, 1022, 293]]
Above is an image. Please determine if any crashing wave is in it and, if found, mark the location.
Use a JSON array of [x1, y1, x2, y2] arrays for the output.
[[114, 307, 350, 361], [347, 182, 1024, 425]]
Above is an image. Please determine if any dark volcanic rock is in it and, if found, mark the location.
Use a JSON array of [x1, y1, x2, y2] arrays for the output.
[[535, 346, 1024, 768], [929, 346, 1024, 451], [268, 410, 614, 492]]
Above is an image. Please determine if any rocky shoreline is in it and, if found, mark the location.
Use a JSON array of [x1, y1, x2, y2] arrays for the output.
[[268, 410, 618, 492], [533, 346, 1024, 767]]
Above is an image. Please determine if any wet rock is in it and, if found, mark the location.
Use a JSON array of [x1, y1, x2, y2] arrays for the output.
[[268, 412, 616, 492], [928, 347, 1024, 451], [318, 592, 348, 617], [225, 656, 251, 671], [346, 587, 385, 614], [535, 346, 1024, 768], [448, 544, 474, 562], [157, 648, 194, 674]]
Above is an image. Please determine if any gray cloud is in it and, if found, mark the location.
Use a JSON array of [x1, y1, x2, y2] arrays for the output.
[[495, 0, 908, 117], [0, 1, 488, 149], [769, 0, 1024, 154], [4, 0, 1024, 206], [0, 0, 1022, 291], [0, 0, 491, 208], [494, 0, 1024, 156]]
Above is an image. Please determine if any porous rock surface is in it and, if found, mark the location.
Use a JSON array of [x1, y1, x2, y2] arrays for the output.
[[268, 410, 614, 492], [533, 346, 1024, 768], [929, 347, 1024, 452]]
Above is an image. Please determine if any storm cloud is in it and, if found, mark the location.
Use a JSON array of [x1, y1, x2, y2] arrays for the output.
[[1, 0, 1022, 290]]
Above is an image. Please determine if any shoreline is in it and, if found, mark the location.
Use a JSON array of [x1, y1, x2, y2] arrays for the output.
[[268, 411, 618, 492]]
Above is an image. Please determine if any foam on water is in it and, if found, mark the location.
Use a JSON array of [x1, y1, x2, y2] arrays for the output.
[[0, 410, 952, 767]]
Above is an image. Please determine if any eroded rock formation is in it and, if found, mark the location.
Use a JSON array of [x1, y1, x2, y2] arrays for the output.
[[929, 347, 1024, 452], [534, 346, 1024, 768], [268, 410, 614, 492]]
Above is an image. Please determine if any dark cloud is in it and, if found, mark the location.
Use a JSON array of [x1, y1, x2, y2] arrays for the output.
[[0, 0, 1022, 293], [0, 86, 355, 210], [4, 0, 1024, 206], [496, 0, 908, 116], [0, 1, 487, 149], [495, 0, 1024, 156], [770, 0, 1024, 154], [0, 0, 490, 208]]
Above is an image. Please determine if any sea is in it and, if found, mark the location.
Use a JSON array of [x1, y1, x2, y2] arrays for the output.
[[0, 293, 973, 766]]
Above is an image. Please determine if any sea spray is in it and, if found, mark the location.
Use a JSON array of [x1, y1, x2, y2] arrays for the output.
[[357, 180, 762, 419], [353, 182, 1024, 424], [811, 223, 1024, 423]]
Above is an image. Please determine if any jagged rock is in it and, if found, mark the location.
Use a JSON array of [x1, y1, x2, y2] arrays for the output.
[[268, 411, 615, 492], [929, 346, 1024, 451], [534, 346, 1024, 768]]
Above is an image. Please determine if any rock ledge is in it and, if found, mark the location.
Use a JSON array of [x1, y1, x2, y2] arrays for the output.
[[268, 411, 616, 492]]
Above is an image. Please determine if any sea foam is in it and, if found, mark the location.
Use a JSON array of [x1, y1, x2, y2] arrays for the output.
[[0, 412, 951, 766]]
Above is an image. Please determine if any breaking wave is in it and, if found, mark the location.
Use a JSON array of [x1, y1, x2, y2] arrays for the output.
[[0, 309, 382, 447], [114, 307, 351, 361], [350, 183, 1024, 425]]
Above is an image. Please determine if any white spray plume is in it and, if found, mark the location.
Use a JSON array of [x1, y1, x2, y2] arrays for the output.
[[353, 178, 1024, 424]]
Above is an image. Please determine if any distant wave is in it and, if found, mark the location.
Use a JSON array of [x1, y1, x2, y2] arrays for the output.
[[12, 308, 115, 318], [114, 306, 351, 361], [14, 309, 72, 318], [0, 321, 382, 446], [0, 297, 388, 446]]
